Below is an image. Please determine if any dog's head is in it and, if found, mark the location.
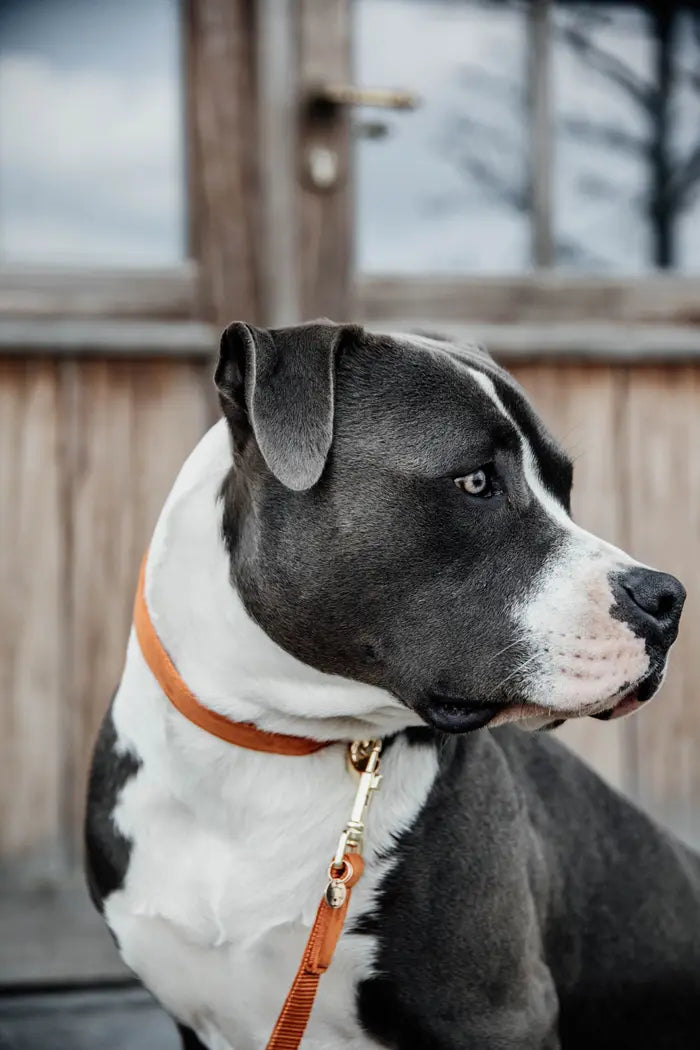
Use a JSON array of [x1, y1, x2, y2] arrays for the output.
[[215, 321, 685, 733]]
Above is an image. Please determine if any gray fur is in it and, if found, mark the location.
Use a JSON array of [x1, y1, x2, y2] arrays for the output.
[[216, 321, 359, 491], [217, 323, 680, 732]]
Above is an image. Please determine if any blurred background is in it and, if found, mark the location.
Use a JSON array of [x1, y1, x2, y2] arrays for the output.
[[0, 0, 699, 1042]]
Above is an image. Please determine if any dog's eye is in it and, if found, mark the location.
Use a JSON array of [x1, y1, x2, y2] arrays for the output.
[[454, 466, 499, 498]]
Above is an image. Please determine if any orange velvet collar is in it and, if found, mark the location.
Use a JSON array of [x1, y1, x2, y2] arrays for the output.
[[133, 555, 332, 756]]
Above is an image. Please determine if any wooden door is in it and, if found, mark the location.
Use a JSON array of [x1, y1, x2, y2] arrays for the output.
[[291, 0, 700, 843]]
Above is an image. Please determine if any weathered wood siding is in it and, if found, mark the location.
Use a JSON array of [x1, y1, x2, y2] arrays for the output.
[[1, 357, 698, 893], [0, 358, 213, 884], [0, 360, 64, 882], [510, 362, 700, 846]]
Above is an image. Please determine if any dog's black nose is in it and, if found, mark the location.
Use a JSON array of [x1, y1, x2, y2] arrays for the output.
[[615, 567, 686, 643]]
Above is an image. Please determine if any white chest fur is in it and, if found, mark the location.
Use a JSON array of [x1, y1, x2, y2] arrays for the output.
[[108, 661, 437, 1049], [105, 422, 437, 1049]]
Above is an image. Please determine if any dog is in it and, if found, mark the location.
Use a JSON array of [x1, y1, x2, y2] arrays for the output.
[[85, 321, 697, 1050]]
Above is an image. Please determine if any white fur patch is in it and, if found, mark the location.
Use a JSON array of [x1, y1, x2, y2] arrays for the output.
[[106, 421, 437, 1049]]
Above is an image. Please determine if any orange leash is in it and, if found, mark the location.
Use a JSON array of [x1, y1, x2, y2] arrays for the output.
[[265, 853, 364, 1050], [266, 741, 383, 1050]]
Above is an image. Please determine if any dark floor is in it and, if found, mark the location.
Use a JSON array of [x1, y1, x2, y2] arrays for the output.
[[0, 984, 179, 1050], [0, 883, 129, 986], [0, 879, 181, 1049]]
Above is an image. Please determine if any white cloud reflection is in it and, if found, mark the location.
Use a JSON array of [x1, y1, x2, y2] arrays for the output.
[[0, 0, 185, 266], [0, 0, 697, 273], [356, 0, 700, 274]]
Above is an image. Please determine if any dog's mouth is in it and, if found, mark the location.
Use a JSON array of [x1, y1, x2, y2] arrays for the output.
[[590, 667, 661, 721], [419, 694, 562, 733], [420, 668, 663, 734]]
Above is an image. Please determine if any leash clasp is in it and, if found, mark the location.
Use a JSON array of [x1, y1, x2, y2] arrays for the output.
[[329, 739, 382, 881], [267, 746, 381, 1050]]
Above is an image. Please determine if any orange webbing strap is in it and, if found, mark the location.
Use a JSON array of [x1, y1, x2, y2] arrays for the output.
[[133, 553, 331, 757], [265, 853, 365, 1050]]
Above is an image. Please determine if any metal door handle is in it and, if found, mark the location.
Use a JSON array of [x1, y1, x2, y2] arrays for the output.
[[302, 83, 418, 192], [309, 83, 419, 112]]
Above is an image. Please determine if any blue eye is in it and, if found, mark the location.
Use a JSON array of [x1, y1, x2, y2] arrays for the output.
[[454, 466, 499, 498]]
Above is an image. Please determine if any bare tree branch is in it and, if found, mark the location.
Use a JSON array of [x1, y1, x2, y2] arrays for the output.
[[557, 24, 654, 112], [555, 234, 609, 269], [691, 10, 700, 50], [448, 113, 525, 156], [457, 66, 525, 108], [577, 172, 641, 209], [434, 1, 700, 266], [670, 142, 700, 207], [560, 116, 646, 156], [450, 153, 529, 212]]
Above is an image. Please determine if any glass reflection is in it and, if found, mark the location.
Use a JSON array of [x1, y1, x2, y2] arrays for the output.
[[0, 0, 186, 267]]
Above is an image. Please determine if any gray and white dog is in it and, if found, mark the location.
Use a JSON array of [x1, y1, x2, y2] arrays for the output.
[[86, 322, 697, 1050]]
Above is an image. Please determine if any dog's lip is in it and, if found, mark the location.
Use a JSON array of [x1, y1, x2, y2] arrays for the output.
[[592, 691, 640, 721], [591, 670, 659, 721], [420, 694, 560, 733], [419, 694, 502, 733], [486, 701, 561, 728], [420, 670, 661, 733]]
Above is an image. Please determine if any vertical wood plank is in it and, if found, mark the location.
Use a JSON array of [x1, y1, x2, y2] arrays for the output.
[[527, 0, 554, 267], [509, 363, 629, 789], [62, 360, 136, 864], [256, 0, 301, 326], [622, 366, 700, 845], [187, 0, 260, 325], [65, 360, 211, 860], [298, 0, 353, 320], [0, 361, 64, 881]]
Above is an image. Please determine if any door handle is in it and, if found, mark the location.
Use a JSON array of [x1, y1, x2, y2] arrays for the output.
[[309, 83, 419, 112], [302, 84, 418, 192]]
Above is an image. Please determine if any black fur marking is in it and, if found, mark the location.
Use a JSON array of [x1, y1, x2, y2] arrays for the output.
[[357, 726, 700, 1050], [177, 1023, 210, 1049], [84, 701, 141, 912]]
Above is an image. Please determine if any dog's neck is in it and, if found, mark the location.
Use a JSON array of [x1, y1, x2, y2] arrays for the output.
[[144, 421, 420, 743]]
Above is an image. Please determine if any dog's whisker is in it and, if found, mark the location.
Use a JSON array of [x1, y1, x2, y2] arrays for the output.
[[487, 636, 530, 664], [486, 651, 546, 699]]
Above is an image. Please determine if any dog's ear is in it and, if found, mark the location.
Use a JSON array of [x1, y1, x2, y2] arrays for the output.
[[215, 321, 360, 491]]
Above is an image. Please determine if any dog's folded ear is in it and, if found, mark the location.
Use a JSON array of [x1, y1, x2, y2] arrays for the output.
[[215, 321, 361, 491]]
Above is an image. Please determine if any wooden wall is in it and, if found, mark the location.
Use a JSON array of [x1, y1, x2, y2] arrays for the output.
[[0, 357, 213, 885], [1, 356, 699, 894], [511, 362, 700, 846]]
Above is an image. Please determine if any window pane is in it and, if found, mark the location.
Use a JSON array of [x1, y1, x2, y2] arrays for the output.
[[553, 2, 700, 272], [354, 0, 530, 275], [0, 0, 186, 267], [675, 9, 700, 271]]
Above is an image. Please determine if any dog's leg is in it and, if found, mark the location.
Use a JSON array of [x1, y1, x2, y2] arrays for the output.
[[177, 1023, 210, 1050]]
